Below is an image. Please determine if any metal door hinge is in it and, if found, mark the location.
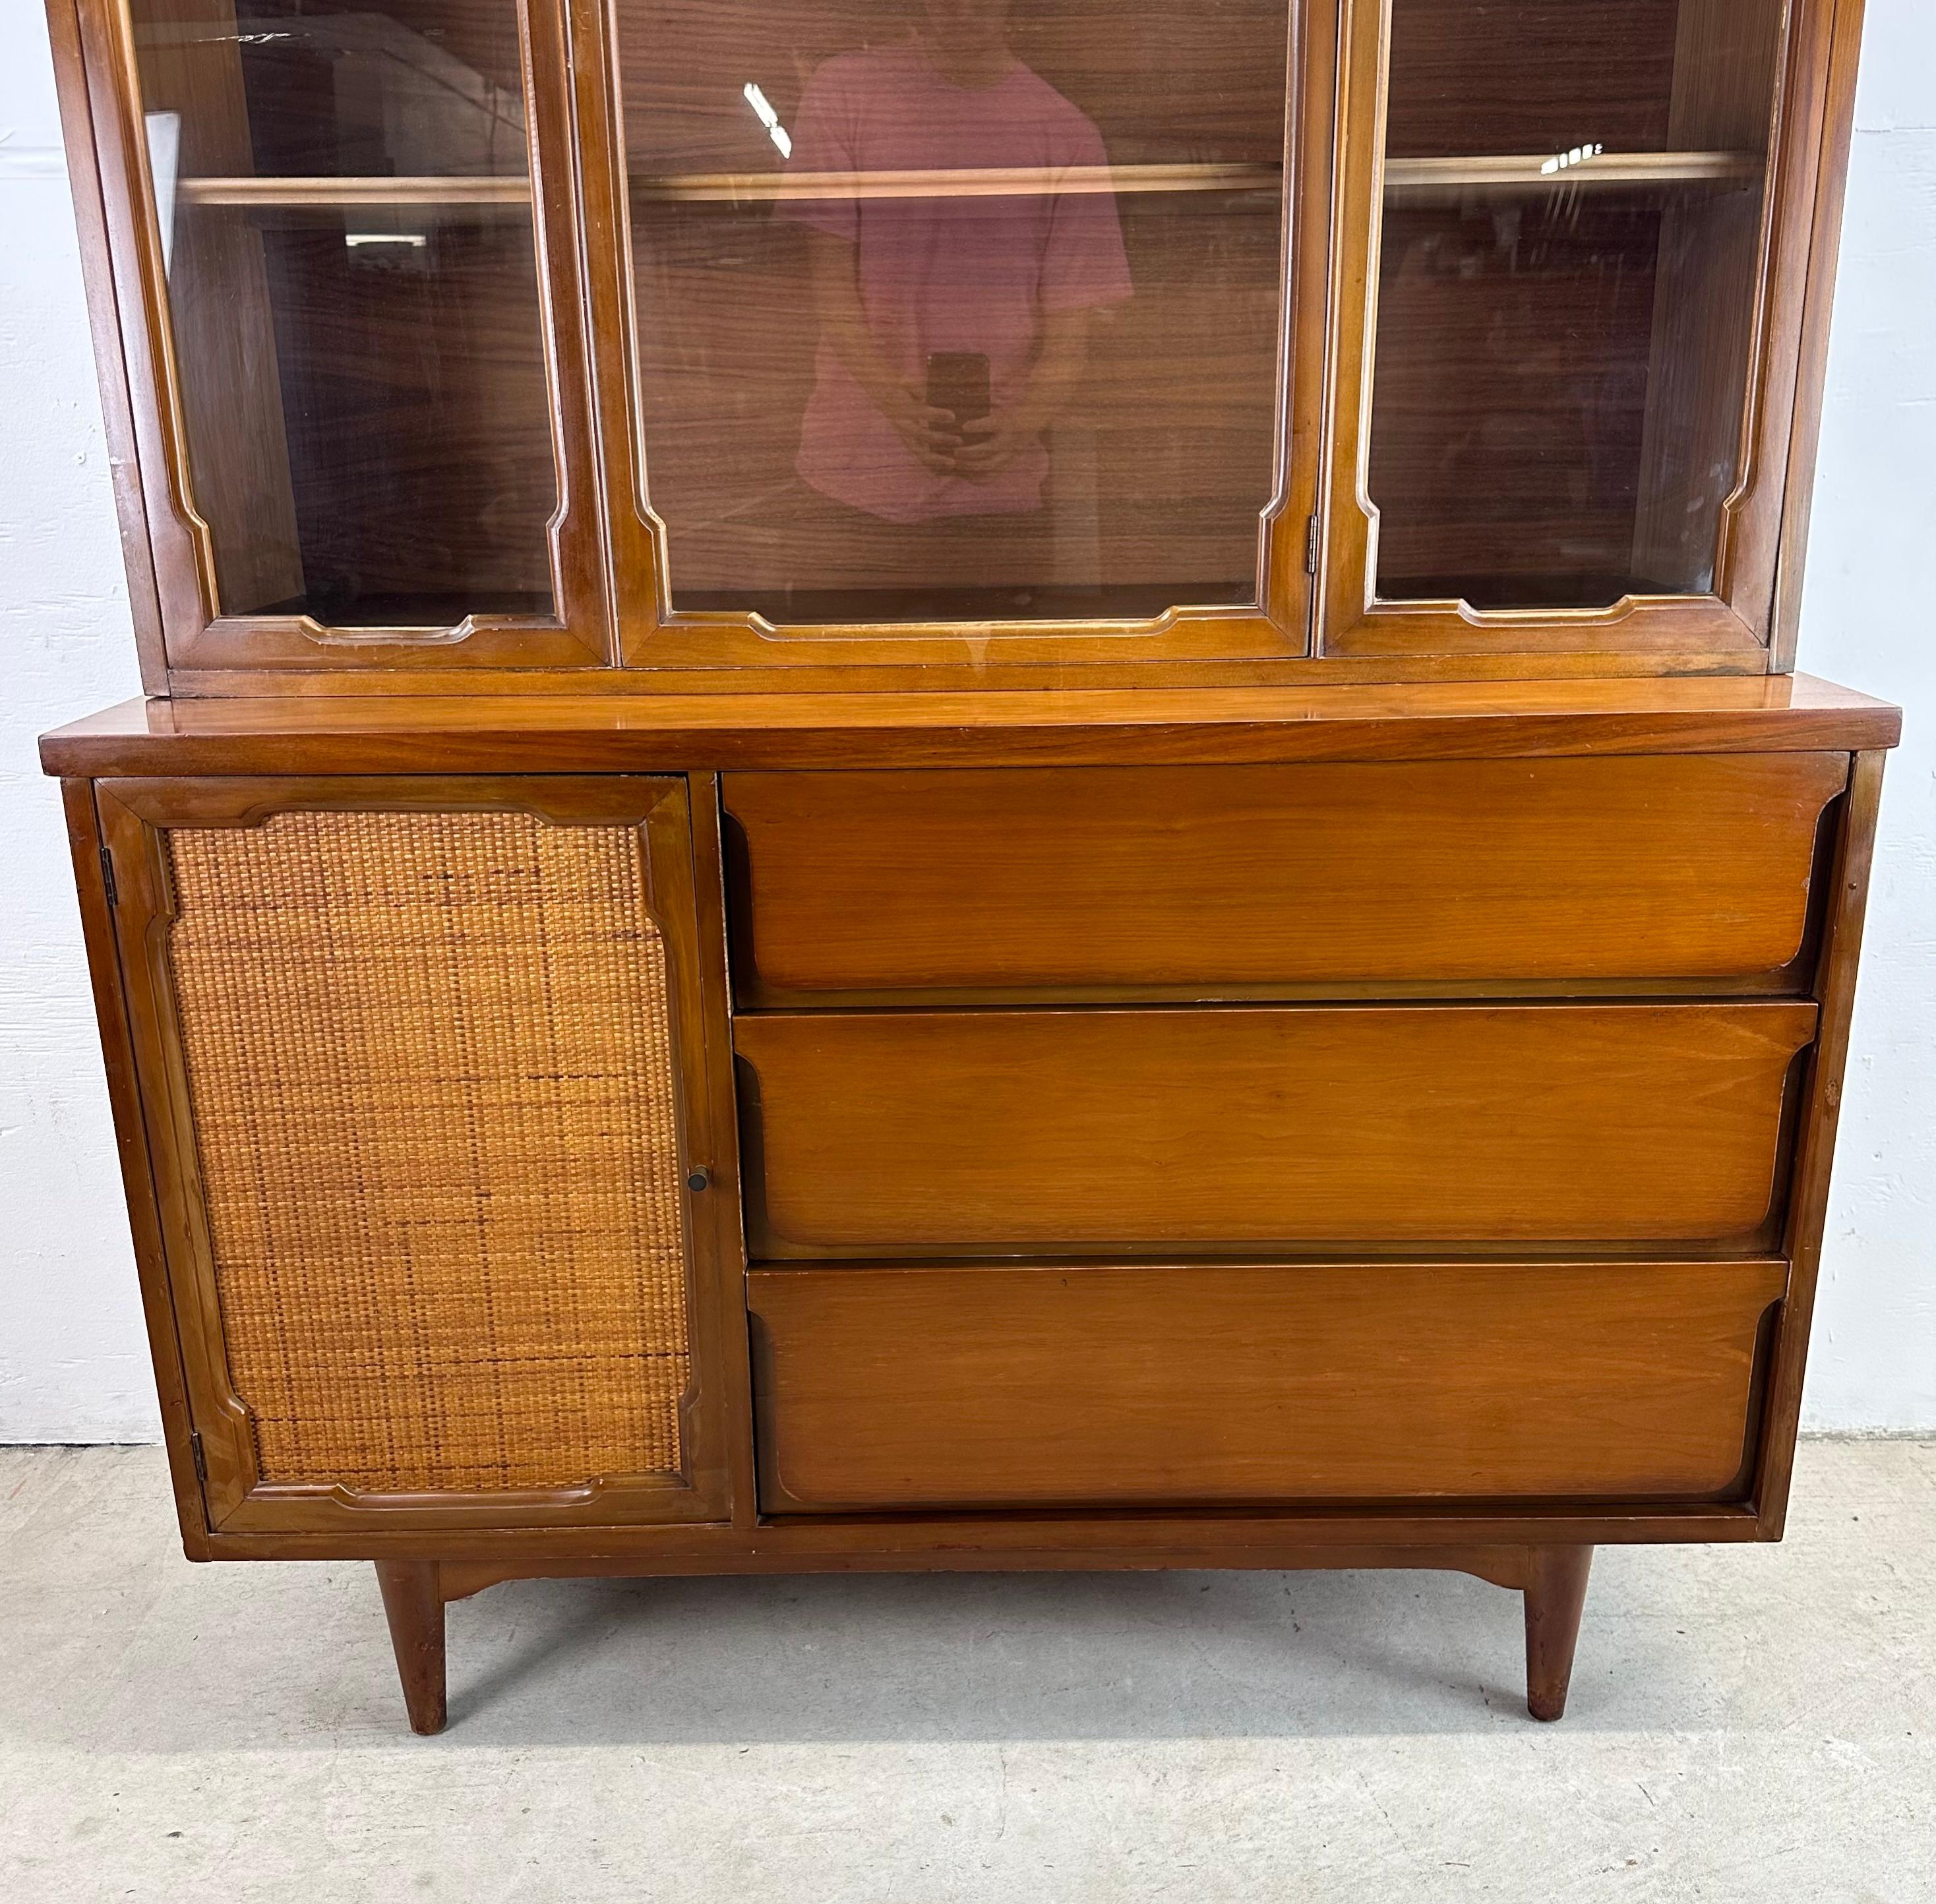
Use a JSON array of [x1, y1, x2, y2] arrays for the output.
[[189, 1431, 207, 1485], [99, 845, 118, 907], [1304, 515, 1320, 575]]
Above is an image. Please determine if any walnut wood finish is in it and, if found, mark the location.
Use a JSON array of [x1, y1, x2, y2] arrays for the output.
[[1629, 1, 1787, 599], [1385, 1, 1681, 158], [748, 1260, 1786, 1510], [376, 1559, 448, 1735], [49, 695, 1889, 1593], [737, 1002, 1816, 1255], [59, 779, 207, 1535], [30, 0, 1900, 1740], [1771, 0, 1870, 667], [382, 1539, 1596, 1729], [1754, 748, 1888, 1532], [725, 754, 1844, 1000], [1523, 1545, 1594, 1721], [35, 675, 1903, 779]]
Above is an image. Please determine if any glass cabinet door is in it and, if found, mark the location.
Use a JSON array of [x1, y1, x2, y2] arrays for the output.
[[606, 0, 1296, 630], [1321, 0, 1814, 651], [117, 0, 593, 648]]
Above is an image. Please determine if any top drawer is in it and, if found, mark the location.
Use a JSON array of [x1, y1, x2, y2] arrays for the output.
[[723, 756, 1845, 1002]]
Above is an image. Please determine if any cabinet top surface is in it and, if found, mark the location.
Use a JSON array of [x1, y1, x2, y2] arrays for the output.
[[40, 676, 1900, 777]]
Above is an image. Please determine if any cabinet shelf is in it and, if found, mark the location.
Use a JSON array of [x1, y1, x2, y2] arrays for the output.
[[175, 162, 1285, 212], [1384, 150, 1762, 200], [175, 175, 531, 209], [175, 152, 1758, 216], [628, 163, 1283, 202]]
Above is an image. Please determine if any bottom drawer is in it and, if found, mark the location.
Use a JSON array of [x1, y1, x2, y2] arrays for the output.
[[748, 1260, 1788, 1512]]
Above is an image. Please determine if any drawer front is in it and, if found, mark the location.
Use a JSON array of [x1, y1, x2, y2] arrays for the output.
[[736, 1002, 1817, 1255], [723, 756, 1846, 999], [749, 1260, 1788, 1510]]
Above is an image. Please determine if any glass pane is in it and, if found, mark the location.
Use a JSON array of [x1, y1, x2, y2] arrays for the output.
[[617, 0, 1290, 625], [129, 0, 557, 625], [1367, 0, 1786, 610]]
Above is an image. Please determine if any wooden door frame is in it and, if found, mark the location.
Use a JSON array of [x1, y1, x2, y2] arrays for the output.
[[1313, 0, 1864, 667], [47, 0, 615, 678], [564, 0, 1332, 675]]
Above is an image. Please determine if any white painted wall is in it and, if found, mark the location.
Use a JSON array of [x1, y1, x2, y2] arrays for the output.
[[1790, 0, 1936, 1430], [0, 3, 1930, 1441], [1, 10, 152, 1440]]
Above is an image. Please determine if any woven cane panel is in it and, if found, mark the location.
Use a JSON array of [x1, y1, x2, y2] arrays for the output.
[[164, 810, 690, 1494]]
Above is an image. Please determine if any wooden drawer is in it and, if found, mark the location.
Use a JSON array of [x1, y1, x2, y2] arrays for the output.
[[735, 1001, 1817, 1255], [748, 1259, 1788, 1510], [723, 756, 1846, 1000]]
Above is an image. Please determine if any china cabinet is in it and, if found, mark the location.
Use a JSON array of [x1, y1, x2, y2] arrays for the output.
[[41, 0, 1897, 1733]]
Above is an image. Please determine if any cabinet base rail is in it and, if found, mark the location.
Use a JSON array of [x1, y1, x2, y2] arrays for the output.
[[372, 1545, 1597, 1735]]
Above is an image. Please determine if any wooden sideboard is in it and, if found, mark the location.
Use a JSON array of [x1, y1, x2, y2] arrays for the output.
[[42, 677, 1896, 1729], [39, 0, 1892, 1733]]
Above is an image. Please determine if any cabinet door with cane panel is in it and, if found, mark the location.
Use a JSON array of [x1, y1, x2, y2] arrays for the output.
[[96, 775, 741, 1534]]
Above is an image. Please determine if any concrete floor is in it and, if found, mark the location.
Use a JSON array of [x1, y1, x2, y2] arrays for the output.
[[2, 1442, 1933, 1903]]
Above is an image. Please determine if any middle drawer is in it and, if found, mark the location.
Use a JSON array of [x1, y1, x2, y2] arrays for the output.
[[735, 1001, 1817, 1256]]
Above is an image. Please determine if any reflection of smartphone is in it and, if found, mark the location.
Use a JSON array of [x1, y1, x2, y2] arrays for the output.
[[925, 351, 991, 428]]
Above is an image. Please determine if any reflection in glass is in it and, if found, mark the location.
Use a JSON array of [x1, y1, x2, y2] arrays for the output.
[[620, 0, 1291, 624], [129, 0, 556, 625], [1366, 0, 1786, 612]]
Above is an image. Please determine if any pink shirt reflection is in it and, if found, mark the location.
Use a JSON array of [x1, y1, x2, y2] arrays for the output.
[[783, 41, 1133, 523]]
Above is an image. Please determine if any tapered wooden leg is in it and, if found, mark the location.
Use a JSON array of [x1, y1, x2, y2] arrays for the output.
[[375, 1561, 447, 1735], [1523, 1545, 1594, 1721]]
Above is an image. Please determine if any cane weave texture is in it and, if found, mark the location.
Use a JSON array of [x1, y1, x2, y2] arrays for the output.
[[164, 810, 690, 1493]]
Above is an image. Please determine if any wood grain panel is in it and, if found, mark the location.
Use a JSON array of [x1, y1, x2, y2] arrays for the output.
[[36, 676, 1902, 777], [1383, 0, 1680, 159], [725, 754, 1845, 997], [735, 1001, 1817, 1254], [748, 1259, 1788, 1508], [638, 199, 1282, 617], [1631, 0, 1786, 593], [1368, 193, 1666, 605]]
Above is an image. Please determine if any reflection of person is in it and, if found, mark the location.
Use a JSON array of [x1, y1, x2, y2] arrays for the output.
[[783, 0, 1132, 526]]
